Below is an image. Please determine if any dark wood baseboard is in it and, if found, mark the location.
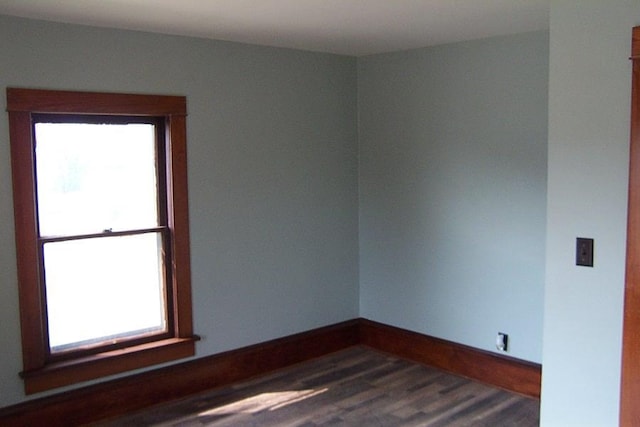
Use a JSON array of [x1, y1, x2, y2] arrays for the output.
[[0, 318, 541, 425], [0, 320, 360, 426], [359, 319, 541, 398]]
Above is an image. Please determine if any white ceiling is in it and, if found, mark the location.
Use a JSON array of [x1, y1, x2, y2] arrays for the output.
[[0, 0, 549, 56]]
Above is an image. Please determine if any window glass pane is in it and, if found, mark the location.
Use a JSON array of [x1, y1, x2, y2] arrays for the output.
[[35, 122, 159, 236], [44, 233, 167, 352]]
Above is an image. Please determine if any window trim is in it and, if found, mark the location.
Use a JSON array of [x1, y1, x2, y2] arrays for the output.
[[7, 88, 198, 394]]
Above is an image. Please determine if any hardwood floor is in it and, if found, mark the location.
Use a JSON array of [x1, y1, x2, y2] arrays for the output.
[[96, 346, 539, 426]]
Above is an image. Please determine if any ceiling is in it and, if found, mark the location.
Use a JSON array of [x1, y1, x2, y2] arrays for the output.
[[0, 0, 549, 56]]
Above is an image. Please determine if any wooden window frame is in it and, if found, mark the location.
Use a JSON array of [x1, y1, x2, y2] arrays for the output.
[[6, 88, 198, 394]]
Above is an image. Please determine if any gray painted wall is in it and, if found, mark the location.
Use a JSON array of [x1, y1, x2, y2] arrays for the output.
[[541, 1, 640, 425], [358, 32, 548, 363], [0, 15, 359, 407], [6, 5, 631, 424]]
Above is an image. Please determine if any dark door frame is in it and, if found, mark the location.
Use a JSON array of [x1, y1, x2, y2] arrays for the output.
[[620, 25, 640, 427]]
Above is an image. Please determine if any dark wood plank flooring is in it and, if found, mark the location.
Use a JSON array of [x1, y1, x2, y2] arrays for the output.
[[95, 346, 539, 426]]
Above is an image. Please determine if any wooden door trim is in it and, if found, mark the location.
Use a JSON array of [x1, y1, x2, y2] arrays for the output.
[[620, 25, 640, 427]]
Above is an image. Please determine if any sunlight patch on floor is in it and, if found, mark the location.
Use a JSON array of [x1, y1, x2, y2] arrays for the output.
[[197, 388, 328, 417]]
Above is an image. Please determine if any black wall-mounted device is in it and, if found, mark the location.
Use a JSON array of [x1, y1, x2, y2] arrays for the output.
[[576, 237, 594, 267]]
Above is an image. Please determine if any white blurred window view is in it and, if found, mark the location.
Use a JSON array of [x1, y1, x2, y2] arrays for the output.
[[34, 121, 168, 353]]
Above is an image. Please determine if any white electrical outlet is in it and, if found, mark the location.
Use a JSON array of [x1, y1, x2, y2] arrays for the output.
[[496, 332, 508, 352]]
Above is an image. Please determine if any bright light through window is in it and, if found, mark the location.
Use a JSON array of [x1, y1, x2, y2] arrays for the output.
[[44, 234, 167, 351], [34, 120, 168, 353], [35, 122, 159, 236]]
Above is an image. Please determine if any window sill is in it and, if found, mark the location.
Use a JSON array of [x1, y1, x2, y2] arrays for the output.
[[21, 336, 200, 394]]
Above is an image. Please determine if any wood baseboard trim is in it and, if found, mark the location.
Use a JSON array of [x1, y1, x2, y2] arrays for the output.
[[359, 318, 541, 399], [0, 319, 360, 426], [0, 318, 541, 425]]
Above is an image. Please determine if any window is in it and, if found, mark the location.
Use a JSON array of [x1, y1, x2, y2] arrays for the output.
[[7, 88, 198, 394]]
